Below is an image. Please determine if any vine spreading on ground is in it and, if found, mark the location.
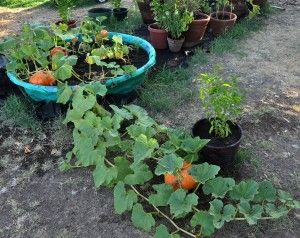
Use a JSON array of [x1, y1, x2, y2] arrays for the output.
[[58, 84, 299, 237]]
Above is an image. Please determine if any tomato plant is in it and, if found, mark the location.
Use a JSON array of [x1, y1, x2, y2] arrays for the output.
[[58, 85, 300, 237]]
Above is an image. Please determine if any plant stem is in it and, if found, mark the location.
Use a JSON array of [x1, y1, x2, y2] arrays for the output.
[[104, 159, 197, 238]]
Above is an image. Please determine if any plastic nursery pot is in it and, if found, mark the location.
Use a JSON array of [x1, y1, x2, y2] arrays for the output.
[[192, 119, 242, 168], [137, 1, 155, 24], [167, 37, 185, 53], [55, 20, 77, 28], [183, 12, 210, 48], [228, 0, 249, 20], [88, 8, 112, 20], [210, 11, 237, 37], [113, 8, 128, 21], [7, 32, 156, 102], [148, 24, 168, 50]]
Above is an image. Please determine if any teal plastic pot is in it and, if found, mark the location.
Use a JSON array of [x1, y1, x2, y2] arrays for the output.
[[7, 32, 156, 102]]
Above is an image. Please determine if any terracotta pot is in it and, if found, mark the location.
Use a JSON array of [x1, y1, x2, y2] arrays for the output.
[[252, 0, 267, 6], [183, 12, 210, 48], [137, 1, 155, 24], [148, 24, 168, 50], [210, 11, 237, 36], [167, 37, 185, 53], [55, 19, 77, 28]]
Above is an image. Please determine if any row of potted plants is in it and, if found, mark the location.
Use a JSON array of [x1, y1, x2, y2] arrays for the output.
[[147, 0, 262, 52]]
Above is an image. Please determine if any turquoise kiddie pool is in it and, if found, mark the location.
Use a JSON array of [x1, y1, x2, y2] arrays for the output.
[[7, 32, 156, 102]]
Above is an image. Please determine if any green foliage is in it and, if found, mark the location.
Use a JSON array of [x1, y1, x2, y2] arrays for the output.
[[199, 66, 243, 138], [54, 0, 76, 23], [167, 189, 198, 218], [59, 84, 299, 238], [151, 0, 193, 39], [112, 0, 121, 9], [0, 94, 40, 129], [131, 203, 155, 231]]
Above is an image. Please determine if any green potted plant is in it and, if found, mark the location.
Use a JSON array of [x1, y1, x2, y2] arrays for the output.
[[148, 0, 169, 50], [112, 0, 128, 21], [136, 0, 155, 24], [192, 66, 243, 168], [54, 0, 77, 28], [210, 0, 237, 36], [183, 0, 211, 48], [163, 0, 194, 53]]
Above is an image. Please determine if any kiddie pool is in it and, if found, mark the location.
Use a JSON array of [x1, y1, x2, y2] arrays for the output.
[[7, 32, 156, 102]]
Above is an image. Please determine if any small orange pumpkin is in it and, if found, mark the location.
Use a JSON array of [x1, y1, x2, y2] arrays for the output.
[[50, 47, 68, 57], [29, 71, 56, 86], [164, 162, 198, 191]]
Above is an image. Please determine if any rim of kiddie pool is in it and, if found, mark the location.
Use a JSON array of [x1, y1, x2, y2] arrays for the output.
[[7, 32, 156, 97]]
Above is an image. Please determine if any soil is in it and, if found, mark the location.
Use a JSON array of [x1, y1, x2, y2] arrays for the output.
[[1, 0, 300, 238]]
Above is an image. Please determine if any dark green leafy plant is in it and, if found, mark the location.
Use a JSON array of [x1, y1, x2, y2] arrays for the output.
[[54, 0, 76, 23], [58, 84, 299, 237], [199, 66, 243, 138], [112, 0, 122, 9]]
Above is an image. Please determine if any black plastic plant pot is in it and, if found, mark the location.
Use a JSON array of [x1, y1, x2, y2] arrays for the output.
[[113, 8, 128, 21], [88, 8, 112, 20], [192, 119, 242, 168]]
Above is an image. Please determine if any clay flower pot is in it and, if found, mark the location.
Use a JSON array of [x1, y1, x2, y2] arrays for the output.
[[137, 1, 155, 24], [210, 11, 237, 36], [183, 12, 210, 48], [167, 37, 185, 53], [148, 24, 168, 50]]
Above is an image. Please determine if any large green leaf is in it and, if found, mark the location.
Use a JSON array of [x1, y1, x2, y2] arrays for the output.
[[229, 180, 259, 201], [148, 184, 174, 207], [57, 83, 72, 104], [189, 163, 220, 184], [110, 105, 133, 120], [264, 203, 289, 219], [180, 137, 209, 153], [54, 64, 73, 81], [191, 211, 215, 237], [93, 164, 118, 187], [124, 105, 156, 126], [113, 182, 137, 214], [238, 201, 263, 225], [114, 156, 133, 182], [132, 134, 158, 165], [154, 154, 183, 176], [208, 199, 236, 229], [203, 177, 235, 198], [131, 203, 155, 232], [167, 189, 198, 218], [154, 224, 180, 238], [124, 163, 153, 185], [127, 124, 156, 139], [254, 181, 277, 202], [278, 190, 293, 203], [72, 88, 97, 116]]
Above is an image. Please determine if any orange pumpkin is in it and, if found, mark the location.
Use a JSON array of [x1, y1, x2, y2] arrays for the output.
[[100, 30, 108, 36], [164, 162, 198, 191], [50, 47, 68, 57], [29, 71, 56, 86]]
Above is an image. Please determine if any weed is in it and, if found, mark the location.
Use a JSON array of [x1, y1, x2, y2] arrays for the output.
[[189, 47, 209, 66], [0, 94, 40, 129], [138, 67, 195, 112]]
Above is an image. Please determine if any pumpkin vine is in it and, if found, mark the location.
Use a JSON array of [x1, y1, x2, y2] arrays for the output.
[[58, 84, 299, 237]]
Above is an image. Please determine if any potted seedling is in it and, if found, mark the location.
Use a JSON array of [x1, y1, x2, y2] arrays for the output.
[[136, 0, 154, 24], [192, 66, 243, 168], [210, 0, 237, 36], [148, 0, 169, 50], [183, 0, 211, 48], [150, 0, 193, 52], [112, 0, 128, 21], [54, 0, 77, 28]]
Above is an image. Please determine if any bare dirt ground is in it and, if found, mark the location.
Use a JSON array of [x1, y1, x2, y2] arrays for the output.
[[0, 0, 300, 237]]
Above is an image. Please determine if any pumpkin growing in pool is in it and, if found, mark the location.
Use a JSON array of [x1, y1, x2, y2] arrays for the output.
[[29, 71, 56, 86], [164, 162, 198, 190]]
